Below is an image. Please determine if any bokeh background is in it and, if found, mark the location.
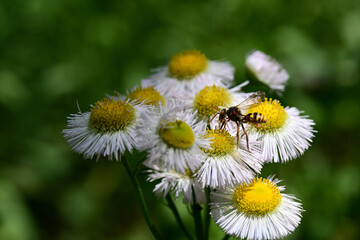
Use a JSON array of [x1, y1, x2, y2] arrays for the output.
[[1, 0, 359, 239]]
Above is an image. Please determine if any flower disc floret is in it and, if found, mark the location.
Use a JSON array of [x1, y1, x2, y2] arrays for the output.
[[126, 86, 165, 106], [184, 169, 195, 177], [233, 177, 282, 216], [89, 98, 135, 133], [160, 120, 195, 149], [194, 85, 232, 117], [169, 50, 208, 79], [202, 128, 235, 157], [247, 98, 287, 131]]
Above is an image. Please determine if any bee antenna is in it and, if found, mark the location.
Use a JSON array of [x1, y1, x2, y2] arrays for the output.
[[208, 112, 220, 125]]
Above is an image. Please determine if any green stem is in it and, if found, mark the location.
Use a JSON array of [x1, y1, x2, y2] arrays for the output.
[[122, 155, 163, 240], [222, 234, 230, 240], [191, 204, 203, 240], [132, 153, 147, 175], [203, 187, 211, 240], [166, 195, 194, 240]]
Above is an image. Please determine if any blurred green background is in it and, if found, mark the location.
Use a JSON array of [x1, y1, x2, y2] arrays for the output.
[[1, 0, 359, 239]]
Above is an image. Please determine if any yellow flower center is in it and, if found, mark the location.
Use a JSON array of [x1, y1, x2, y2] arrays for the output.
[[233, 177, 282, 216], [89, 98, 136, 133], [126, 86, 165, 107], [171, 168, 195, 177], [185, 169, 195, 177], [202, 128, 235, 157], [160, 120, 195, 149], [168, 50, 208, 79], [194, 85, 232, 118], [247, 98, 287, 131]]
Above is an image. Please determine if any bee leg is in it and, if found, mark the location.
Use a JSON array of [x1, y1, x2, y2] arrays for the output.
[[208, 113, 219, 125], [220, 118, 230, 130], [240, 123, 249, 151], [225, 118, 230, 129], [220, 120, 225, 129], [219, 120, 222, 129], [236, 122, 240, 149]]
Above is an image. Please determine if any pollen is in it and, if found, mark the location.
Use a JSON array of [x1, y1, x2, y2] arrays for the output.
[[89, 98, 136, 133], [126, 86, 165, 107], [160, 120, 195, 149], [202, 128, 235, 157], [194, 85, 232, 118], [233, 177, 282, 216], [247, 98, 287, 131], [168, 50, 208, 79]]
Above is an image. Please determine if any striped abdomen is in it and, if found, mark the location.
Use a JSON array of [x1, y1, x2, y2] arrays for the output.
[[244, 112, 266, 123]]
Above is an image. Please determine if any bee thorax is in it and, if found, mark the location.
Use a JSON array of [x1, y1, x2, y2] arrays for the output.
[[226, 107, 241, 121]]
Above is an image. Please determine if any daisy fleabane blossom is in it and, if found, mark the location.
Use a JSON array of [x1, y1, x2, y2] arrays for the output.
[[62, 98, 153, 160], [211, 176, 303, 240], [246, 50, 289, 93], [143, 49, 235, 97], [140, 101, 211, 174], [196, 128, 264, 189], [147, 165, 206, 204], [246, 98, 316, 162]]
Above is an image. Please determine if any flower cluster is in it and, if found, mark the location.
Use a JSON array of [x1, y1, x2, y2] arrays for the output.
[[63, 49, 315, 239]]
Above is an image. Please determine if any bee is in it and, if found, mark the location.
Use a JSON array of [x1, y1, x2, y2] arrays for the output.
[[209, 91, 266, 151]]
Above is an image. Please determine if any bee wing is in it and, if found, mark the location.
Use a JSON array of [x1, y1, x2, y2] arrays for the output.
[[236, 91, 265, 111]]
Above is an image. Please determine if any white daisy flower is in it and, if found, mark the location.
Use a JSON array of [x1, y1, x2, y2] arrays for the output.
[[196, 128, 264, 189], [211, 176, 303, 240], [147, 165, 206, 204], [246, 50, 289, 93], [141, 101, 211, 174], [245, 98, 316, 163], [144, 49, 235, 97], [63, 98, 153, 160]]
